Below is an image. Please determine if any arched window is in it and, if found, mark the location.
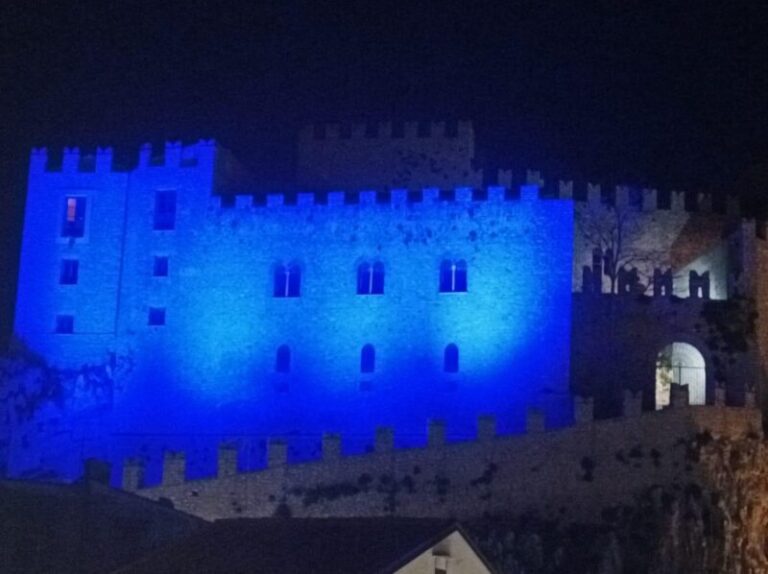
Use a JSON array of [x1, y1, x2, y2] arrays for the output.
[[439, 260, 467, 293], [275, 345, 291, 373], [357, 262, 385, 295], [360, 344, 376, 373], [655, 342, 705, 409], [444, 344, 459, 373], [274, 263, 301, 297]]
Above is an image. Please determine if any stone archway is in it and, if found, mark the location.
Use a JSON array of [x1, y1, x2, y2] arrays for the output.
[[655, 342, 706, 409]]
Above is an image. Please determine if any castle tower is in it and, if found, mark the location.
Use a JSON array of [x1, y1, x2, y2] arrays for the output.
[[296, 120, 482, 190], [16, 147, 128, 367], [15, 141, 222, 369]]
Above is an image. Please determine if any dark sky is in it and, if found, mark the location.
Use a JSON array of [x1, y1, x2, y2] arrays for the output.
[[0, 1, 766, 344]]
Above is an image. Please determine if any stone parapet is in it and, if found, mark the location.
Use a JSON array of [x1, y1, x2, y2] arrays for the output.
[[117, 399, 761, 523]]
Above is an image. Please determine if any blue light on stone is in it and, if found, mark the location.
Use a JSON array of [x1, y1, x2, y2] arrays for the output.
[[12, 142, 573, 480]]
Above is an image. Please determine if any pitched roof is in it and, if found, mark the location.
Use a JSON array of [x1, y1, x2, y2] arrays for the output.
[[0, 478, 203, 574], [116, 517, 490, 574]]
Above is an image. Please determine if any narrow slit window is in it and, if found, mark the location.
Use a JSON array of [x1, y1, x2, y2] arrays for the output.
[[59, 259, 79, 284], [360, 344, 376, 373], [61, 197, 86, 237], [444, 344, 459, 373], [276, 345, 291, 373]]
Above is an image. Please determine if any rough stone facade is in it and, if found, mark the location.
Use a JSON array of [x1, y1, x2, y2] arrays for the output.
[[296, 120, 481, 190], [570, 294, 757, 417], [10, 141, 573, 479]]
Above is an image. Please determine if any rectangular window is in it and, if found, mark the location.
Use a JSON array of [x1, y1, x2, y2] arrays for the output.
[[440, 260, 467, 293], [154, 191, 177, 230], [59, 259, 79, 284], [55, 314, 74, 334], [148, 307, 166, 326], [153, 256, 169, 277], [274, 264, 301, 297], [61, 197, 87, 237]]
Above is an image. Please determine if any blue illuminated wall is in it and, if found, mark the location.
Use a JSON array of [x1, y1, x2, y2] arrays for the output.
[[13, 142, 572, 479]]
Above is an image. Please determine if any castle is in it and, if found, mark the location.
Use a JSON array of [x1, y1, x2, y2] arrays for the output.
[[5, 121, 768, 506]]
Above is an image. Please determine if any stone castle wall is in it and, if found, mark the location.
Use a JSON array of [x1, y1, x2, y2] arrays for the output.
[[15, 141, 219, 369], [296, 121, 481, 190], [122, 394, 761, 524], [8, 136, 765, 484], [570, 293, 758, 417], [10, 142, 575, 478]]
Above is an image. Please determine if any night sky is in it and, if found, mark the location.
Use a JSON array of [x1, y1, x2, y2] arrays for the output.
[[1, 1, 766, 345]]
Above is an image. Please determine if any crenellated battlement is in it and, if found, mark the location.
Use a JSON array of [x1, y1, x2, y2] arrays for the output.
[[554, 179, 740, 216], [115, 390, 760, 522], [299, 120, 474, 142], [210, 184, 542, 210], [122, 389, 755, 490], [29, 139, 217, 175], [296, 120, 479, 189], [27, 141, 744, 220], [207, 178, 747, 226]]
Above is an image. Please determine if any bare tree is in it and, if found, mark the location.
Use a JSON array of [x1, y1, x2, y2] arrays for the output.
[[577, 202, 668, 294]]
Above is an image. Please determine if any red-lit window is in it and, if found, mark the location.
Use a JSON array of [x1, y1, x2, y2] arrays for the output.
[[61, 197, 86, 237], [66, 198, 77, 221]]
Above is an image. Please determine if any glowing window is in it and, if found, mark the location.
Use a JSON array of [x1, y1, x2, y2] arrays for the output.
[[55, 314, 74, 334], [357, 262, 384, 295], [148, 307, 166, 326], [153, 256, 169, 277], [444, 344, 459, 373], [59, 259, 79, 285], [274, 264, 301, 297], [154, 191, 177, 230], [360, 344, 376, 373], [61, 197, 86, 237], [439, 260, 467, 293], [276, 345, 291, 373], [656, 342, 706, 409]]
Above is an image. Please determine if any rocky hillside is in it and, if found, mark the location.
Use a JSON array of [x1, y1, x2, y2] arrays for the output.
[[470, 430, 768, 573]]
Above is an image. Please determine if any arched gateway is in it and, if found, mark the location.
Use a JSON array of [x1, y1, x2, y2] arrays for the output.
[[655, 342, 706, 409]]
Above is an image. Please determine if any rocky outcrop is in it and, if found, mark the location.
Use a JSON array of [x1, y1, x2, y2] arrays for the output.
[[470, 431, 768, 573]]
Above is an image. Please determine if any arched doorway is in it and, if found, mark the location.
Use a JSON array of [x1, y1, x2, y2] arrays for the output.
[[655, 342, 706, 409]]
